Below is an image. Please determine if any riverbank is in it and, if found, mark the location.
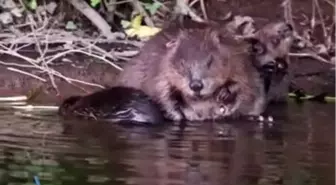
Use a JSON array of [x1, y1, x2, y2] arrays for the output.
[[0, 0, 334, 106], [0, 49, 334, 106]]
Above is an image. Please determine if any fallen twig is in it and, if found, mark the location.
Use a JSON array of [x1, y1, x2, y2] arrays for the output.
[[0, 96, 28, 102], [11, 105, 59, 111], [130, 0, 155, 27], [44, 48, 123, 71], [174, 0, 204, 22], [282, 0, 296, 31], [313, 0, 328, 39], [7, 67, 47, 82], [289, 52, 333, 64]]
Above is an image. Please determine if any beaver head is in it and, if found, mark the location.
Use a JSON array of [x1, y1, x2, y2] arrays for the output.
[[162, 26, 233, 99], [245, 21, 294, 73]]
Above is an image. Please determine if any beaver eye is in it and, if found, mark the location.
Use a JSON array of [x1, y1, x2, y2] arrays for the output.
[[206, 55, 213, 68], [271, 37, 280, 46], [177, 59, 188, 73], [251, 42, 265, 55], [179, 59, 185, 67]]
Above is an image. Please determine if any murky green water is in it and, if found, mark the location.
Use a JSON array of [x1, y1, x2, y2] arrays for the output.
[[0, 101, 334, 185]]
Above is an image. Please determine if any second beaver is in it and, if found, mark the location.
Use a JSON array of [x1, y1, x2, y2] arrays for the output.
[[244, 21, 294, 103]]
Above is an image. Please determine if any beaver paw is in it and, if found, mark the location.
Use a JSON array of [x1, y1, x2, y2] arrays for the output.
[[217, 84, 238, 105], [217, 87, 230, 102], [219, 105, 232, 116]]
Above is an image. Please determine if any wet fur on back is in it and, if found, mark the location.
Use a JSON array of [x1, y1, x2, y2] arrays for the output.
[[58, 86, 164, 125]]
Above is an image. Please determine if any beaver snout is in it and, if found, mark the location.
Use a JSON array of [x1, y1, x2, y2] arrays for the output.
[[189, 80, 204, 92], [262, 61, 277, 73], [262, 57, 288, 74]]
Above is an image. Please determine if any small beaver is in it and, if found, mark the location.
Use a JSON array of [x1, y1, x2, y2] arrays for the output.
[[118, 21, 228, 121], [58, 86, 164, 125], [116, 21, 236, 121], [117, 19, 267, 121], [244, 21, 294, 103]]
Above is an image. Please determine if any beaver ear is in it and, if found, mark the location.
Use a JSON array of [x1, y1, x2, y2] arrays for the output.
[[278, 22, 294, 38], [265, 21, 294, 39], [285, 23, 293, 31]]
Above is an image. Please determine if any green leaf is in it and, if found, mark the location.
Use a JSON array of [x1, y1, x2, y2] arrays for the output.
[[120, 20, 131, 29], [143, 1, 162, 15], [28, 0, 37, 10], [90, 0, 101, 7]]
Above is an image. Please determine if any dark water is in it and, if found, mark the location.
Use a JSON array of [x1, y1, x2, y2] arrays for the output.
[[0, 101, 334, 185]]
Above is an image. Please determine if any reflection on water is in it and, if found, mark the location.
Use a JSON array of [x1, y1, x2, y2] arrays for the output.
[[0, 101, 334, 185]]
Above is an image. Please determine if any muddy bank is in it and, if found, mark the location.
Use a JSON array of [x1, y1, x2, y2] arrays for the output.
[[0, 52, 121, 105], [290, 56, 335, 96], [0, 50, 334, 106]]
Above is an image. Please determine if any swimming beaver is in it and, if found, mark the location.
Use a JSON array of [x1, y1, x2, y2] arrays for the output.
[[116, 19, 266, 121], [58, 86, 164, 125], [244, 21, 294, 103]]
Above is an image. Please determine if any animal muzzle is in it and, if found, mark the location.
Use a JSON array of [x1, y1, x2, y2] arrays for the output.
[[261, 57, 288, 93], [261, 57, 288, 74], [189, 79, 204, 93]]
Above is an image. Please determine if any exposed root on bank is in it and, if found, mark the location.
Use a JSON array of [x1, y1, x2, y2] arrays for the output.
[[0, 9, 142, 94], [282, 0, 335, 66]]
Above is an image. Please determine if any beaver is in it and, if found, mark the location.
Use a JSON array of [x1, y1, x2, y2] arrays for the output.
[[243, 21, 294, 103], [168, 20, 295, 120], [116, 21, 234, 121], [116, 19, 267, 121], [58, 86, 164, 125]]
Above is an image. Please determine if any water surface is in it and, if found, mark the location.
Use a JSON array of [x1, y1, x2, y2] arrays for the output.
[[0, 101, 334, 185]]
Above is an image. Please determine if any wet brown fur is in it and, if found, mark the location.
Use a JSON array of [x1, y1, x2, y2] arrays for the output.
[[178, 36, 265, 121], [116, 19, 266, 121], [117, 21, 236, 121]]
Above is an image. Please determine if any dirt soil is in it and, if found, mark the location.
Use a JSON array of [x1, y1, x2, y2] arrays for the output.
[[0, 52, 121, 105], [0, 0, 334, 105]]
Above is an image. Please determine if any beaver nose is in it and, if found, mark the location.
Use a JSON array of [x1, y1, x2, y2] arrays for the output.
[[189, 80, 203, 92], [262, 61, 276, 72]]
